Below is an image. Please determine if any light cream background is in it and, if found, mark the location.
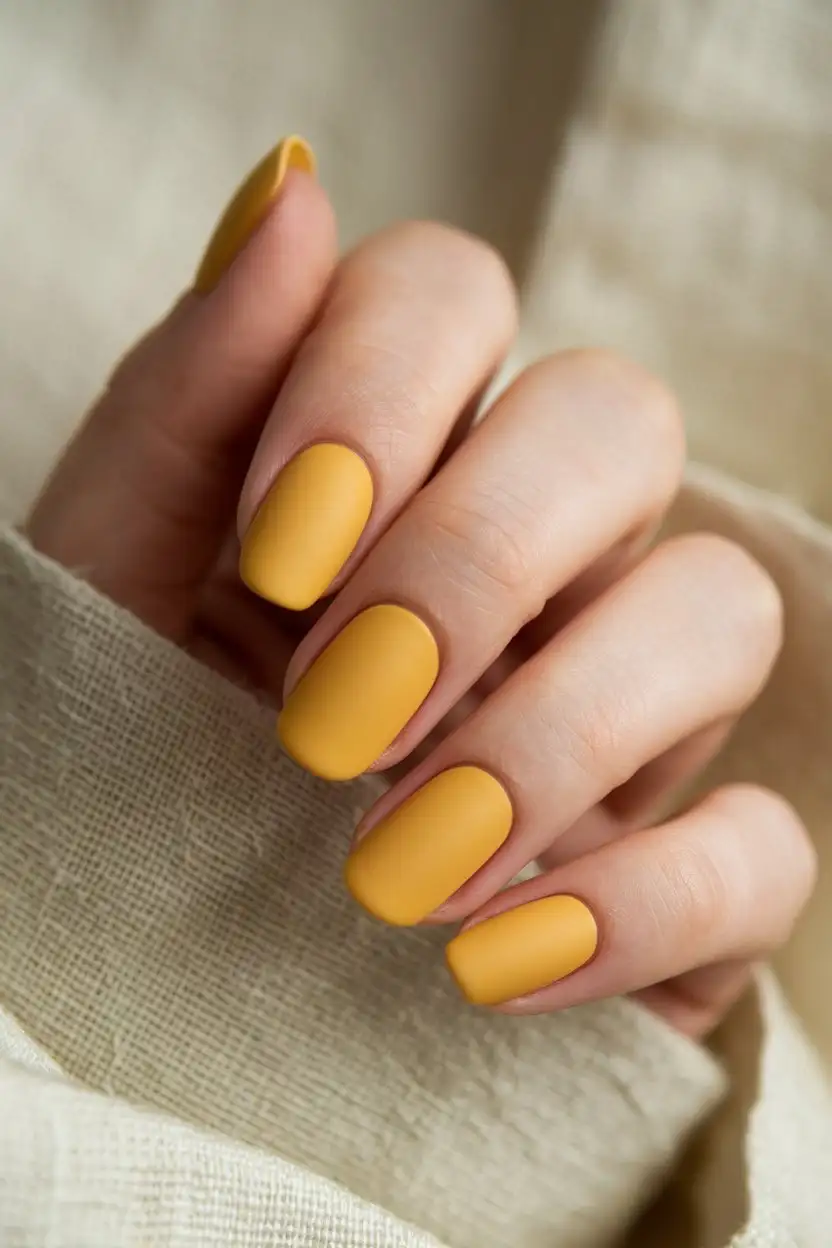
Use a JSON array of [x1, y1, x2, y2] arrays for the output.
[[1, 2, 830, 525]]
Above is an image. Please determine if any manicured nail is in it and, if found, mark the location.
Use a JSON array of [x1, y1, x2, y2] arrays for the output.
[[240, 444, 373, 610], [445, 896, 597, 1006], [278, 604, 439, 781], [194, 135, 315, 293], [345, 767, 513, 925]]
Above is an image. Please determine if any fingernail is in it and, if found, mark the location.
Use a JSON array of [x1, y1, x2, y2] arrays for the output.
[[194, 135, 316, 293], [445, 896, 597, 1006], [278, 604, 439, 781], [240, 444, 373, 610], [345, 767, 513, 925]]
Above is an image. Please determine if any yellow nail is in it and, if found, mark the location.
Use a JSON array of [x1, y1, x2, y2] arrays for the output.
[[240, 444, 373, 610], [445, 896, 597, 1006], [345, 767, 513, 925], [278, 604, 439, 781], [194, 135, 315, 293]]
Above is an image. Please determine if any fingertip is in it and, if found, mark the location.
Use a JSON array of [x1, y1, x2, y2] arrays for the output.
[[194, 135, 333, 294]]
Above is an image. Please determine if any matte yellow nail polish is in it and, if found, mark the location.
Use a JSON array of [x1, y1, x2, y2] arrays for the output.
[[345, 767, 513, 925], [279, 605, 439, 780], [240, 444, 373, 610], [195, 135, 315, 293], [446, 896, 597, 1006]]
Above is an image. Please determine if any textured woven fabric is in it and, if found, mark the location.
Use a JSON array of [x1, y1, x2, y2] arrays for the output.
[[0, 1008, 441, 1248], [3, 463, 832, 1246], [660, 470, 832, 1247], [0, 525, 729, 1247], [519, 0, 832, 524]]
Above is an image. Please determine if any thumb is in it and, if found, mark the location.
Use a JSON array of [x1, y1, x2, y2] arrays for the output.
[[28, 137, 337, 639]]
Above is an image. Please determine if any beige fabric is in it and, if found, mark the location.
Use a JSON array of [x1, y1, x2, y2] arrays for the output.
[[520, 0, 832, 525], [665, 469, 832, 1065], [0, 0, 601, 523], [0, 1010, 441, 1248], [0, 525, 727, 1248], [1, 0, 832, 1245], [1, 0, 831, 526], [3, 468, 832, 1247], [660, 471, 832, 1248]]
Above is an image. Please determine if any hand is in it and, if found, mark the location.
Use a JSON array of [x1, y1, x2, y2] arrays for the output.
[[28, 138, 815, 1040]]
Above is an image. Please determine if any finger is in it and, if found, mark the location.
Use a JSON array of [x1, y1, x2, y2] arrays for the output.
[[194, 573, 296, 696], [444, 784, 816, 1011], [344, 534, 781, 926], [375, 520, 660, 779], [279, 350, 684, 781], [237, 221, 517, 611], [633, 958, 754, 1039], [518, 517, 658, 652], [537, 718, 736, 869], [28, 139, 336, 638]]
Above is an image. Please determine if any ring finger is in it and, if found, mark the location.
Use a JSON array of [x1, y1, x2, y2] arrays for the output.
[[344, 532, 782, 925]]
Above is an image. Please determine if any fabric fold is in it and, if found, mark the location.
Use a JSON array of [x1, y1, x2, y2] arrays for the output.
[[0, 525, 725, 1248]]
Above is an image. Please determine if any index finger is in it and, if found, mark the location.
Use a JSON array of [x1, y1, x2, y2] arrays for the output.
[[236, 221, 518, 611], [28, 140, 336, 637]]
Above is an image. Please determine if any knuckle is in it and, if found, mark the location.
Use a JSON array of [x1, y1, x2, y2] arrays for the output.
[[663, 533, 784, 659], [564, 348, 685, 457], [772, 806, 819, 915], [717, 784, 818, 909], [700, 785, 817, 950], [659, 833, 734, 951], [421, 493, 536, 601], [407, 221, 515, 299], [523, 349, 685, 500], [566, 691, 627, 783], [448, 232, 519, 336], [353, 220, 518, 326]]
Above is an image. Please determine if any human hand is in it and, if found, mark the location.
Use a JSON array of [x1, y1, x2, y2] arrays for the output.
[[28, 138, 815, 1040]]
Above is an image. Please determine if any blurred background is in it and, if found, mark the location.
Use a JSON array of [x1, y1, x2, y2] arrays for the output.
[[0, 0, 829, 523]]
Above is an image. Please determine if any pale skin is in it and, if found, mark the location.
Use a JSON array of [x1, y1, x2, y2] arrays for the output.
[[28, 166, 816, 1039]]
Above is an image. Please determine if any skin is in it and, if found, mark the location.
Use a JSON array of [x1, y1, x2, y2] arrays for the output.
[[28, 171, 816, 1040]]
